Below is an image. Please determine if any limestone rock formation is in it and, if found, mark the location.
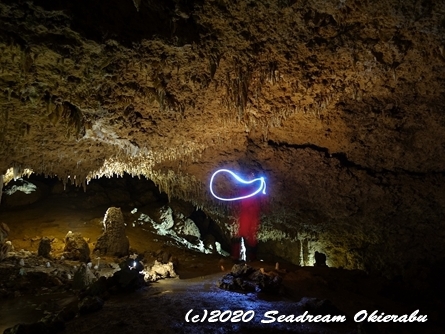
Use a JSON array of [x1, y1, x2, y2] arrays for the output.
[[38, 237, 52, 259], [94, 207, 129, 257], [1, 179, 47, 207], [0, 0, 444, 281], [143, 260, 177, 282], [157, 206, 175, 232], [72, 263, 96, 290], [0, 222, 9, 243], [154, 249, 172, 264], [63, 231, 91, 262], [0, 223, 10, 261], [218, 264, 282, 293], [174, 215, 201, 242]]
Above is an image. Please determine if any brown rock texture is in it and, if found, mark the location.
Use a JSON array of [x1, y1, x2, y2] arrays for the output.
[[0, 0, 445, 279], [63, 231, 90, 262], [94, 207, 129, 257], [0, 222, 10, 261], [38, 236, 52, 259]]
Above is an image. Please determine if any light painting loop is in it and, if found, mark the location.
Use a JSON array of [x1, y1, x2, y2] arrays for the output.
[[209, 169, 266, 201]]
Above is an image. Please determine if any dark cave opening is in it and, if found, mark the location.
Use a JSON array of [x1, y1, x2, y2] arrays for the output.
[[0, 172, 231, 256]]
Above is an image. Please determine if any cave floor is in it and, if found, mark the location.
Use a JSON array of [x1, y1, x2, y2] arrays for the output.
[[62, 273, 351, 334], [0, 191, 443, 333]]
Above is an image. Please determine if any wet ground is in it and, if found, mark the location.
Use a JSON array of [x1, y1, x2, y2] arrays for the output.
[[0, 294, 48, 331], [62, 273, 352, 334]]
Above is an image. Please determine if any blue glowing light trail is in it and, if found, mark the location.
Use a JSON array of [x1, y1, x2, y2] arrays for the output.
[[209, 169, 267, 201]]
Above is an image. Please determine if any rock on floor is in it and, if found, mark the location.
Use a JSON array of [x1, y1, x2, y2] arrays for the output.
[[218, 264, 282, 293]]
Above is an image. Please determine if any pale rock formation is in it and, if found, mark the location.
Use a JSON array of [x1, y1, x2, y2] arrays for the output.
[[94, 207, 129, 257], [143, 260, 177, 282], [174, 215, 201, 243]]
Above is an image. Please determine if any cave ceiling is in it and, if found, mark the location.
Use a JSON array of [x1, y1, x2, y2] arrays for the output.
[[1, 0, 445, 272]]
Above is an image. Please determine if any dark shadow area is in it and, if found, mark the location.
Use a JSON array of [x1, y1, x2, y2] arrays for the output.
[[31, 0, 204, 46]]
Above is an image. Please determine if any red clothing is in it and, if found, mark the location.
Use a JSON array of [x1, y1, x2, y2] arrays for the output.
[[231, 180, 267, 261], [238, 195, 261, 247]]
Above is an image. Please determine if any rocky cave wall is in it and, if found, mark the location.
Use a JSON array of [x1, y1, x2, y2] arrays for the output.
[[1, 0, 445, 281]]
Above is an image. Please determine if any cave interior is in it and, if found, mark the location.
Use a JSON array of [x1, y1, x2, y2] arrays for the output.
[[0, 0, 445, 333]]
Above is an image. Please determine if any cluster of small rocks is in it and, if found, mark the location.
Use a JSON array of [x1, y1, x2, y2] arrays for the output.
[[1, 255, 147, 334], [84, 257, 146, 296], [0, 206, 184, 333], [0, 253, 73, 299], [0, 209, 143, 334], [218, 264, 283, 293], [134, 205, 229, 257]]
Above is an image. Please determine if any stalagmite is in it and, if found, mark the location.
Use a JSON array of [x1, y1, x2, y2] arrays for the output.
[[0, 0, 444, 298], [94, 207, 129, 257]]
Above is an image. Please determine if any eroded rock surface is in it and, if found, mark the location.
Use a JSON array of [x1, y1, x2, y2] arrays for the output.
[[0, 0, 444, 281], [63, 231, 90, 262], [94, 207, 129, 257], [218, 264, 282, 293], [38, 237, 52, 259], [0, 223, 10, 261], [143, 260, 177, 282]]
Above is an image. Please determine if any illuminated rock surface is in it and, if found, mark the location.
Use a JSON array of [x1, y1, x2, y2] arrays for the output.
[[0, 2, 445, 330], [1, 0, 443, 279], [94, 207, 129, 257]]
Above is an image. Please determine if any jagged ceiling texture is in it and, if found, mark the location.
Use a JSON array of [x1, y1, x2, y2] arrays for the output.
[[1, 0, 445, 278]]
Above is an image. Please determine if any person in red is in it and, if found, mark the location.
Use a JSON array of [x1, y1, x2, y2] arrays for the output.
[[231, 171, 266, 262]]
